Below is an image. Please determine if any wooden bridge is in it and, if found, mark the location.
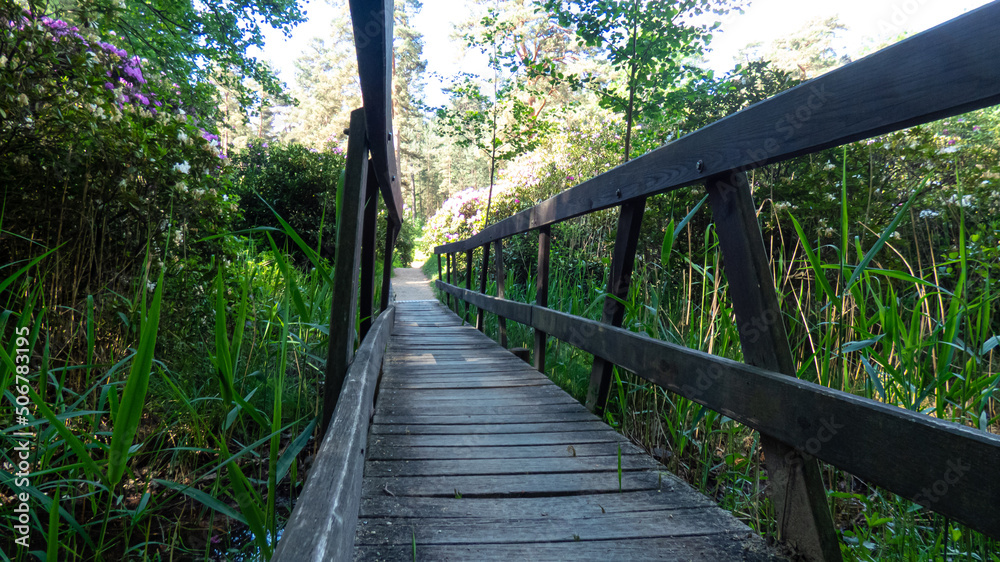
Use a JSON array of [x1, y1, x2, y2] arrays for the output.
[[273, 1, 1000, 560]]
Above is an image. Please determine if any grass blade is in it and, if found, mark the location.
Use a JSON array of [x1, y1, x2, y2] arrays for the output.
[[154, 479, 248, 525], [108, 269, 164, 488], [845, 186, 921, 291]]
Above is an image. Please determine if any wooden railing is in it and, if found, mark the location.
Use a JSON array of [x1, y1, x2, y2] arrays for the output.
[[434, 4, 1000, 560], [273, 0, 401, 559]]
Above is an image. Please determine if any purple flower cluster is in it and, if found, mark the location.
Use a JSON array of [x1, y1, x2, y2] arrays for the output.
[[40, 16, 83, 41], [12, 10, 165, 114], [98, 42, 127, 59]]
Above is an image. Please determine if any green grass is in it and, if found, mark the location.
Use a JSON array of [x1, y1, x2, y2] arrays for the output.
[[0, 209, 397, 559]]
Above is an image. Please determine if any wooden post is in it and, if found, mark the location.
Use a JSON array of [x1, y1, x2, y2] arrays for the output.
[[446, 253, 453, 310], [436, 252, 443, 284], [494, 239, 508, 348], [321, 107, 368, 435], [380, 218, 398, 311], [477, 243, 490, 331], [534, 226, 551, 373], [707, 171, 841, 562], [464, 250, 473, 324], [586, 198, 646, 414], [358, 160, 379, 340]]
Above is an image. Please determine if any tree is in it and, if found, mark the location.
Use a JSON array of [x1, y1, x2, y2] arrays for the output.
[[542, 0, 744, 162], [42, 0, 305, 112], [280, 19, 361, 147], [437, 4, 564, 228], [392, 0, 428, 220], [737, 17, 849, 80]]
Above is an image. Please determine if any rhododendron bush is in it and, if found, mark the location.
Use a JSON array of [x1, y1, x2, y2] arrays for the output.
[[0, 1, 236, 306]]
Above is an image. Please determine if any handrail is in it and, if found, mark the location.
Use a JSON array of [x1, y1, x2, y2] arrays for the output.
[[349, 0, 403, 225], [434, 1, 1000, 255], [273, 304, 395, 562], [432, 4, 1000, 557]]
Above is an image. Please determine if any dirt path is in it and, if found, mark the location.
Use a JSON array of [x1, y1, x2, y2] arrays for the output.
[[391, 267, 436, 301]]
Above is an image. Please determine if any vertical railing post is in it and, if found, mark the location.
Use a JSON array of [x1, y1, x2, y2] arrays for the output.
[[494, 239, 507, 348], [534, 226, 551, 373], [585, 198, 646, 414], [436, 252, 443, 285], [707, 171, 841, 562], [464, 250, 473, 324], [358, 160, 379, 340], [446, 253, 453, 310], [477, 243, 490, 331], [379, 218, 398, 312], [321, 107, 368, 435]]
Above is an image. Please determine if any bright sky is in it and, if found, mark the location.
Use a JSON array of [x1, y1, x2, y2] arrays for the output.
[[257, 0, 993, 108]]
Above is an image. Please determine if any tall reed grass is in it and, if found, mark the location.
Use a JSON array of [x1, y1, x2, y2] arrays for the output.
[[425, 168, 999, 560], [1, 207, 389, 558]]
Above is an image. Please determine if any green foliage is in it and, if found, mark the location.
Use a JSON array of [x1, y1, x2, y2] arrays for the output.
[[39, 0, 306, 112], [541, 0, 745, 160], [230, 139, 345, 266], [0, 2, 237, 377]]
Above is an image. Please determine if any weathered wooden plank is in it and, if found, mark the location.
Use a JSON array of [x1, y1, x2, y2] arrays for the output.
[[377, 386, 572, 400], [273, 305, 394, 562], [372, 412, 600, 425], [373, 403, 591, 418], [376, 403, 586, 417], [477, 243, 489, 331], [708, 171, 840, 561], [381, 372, 534, 381], [384, 355, 529, 366], [321, 107, 368, 435], [378, 398, 579, 410], [364, 454, 660, 476], [446, 253, 452, 309], [354, 535, 778, 561], [355, 504, 747, 544], [379, 219, 397, 313], [587, 198, 646, 414], [348, 0, 402, 223], [436, 281, 533, 326], [370, 420, 611, 435], [362, 468, 676, 499], [434, 3, 1000, 255], [368, 430, 624, 448], [358, 488, 714, 518], [381, 368, 547, 379], [381, 366, 539, 377], [494, 238, 508, 347], [534, 225, 550, 373], [366, 441, 650, 461], [378, 379, 553, 390]]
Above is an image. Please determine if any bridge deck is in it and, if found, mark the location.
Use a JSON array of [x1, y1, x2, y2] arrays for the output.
[[354, 300, 781, 560]]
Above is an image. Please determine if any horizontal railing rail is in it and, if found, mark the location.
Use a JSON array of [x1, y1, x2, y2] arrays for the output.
[[433, 4, 1000, 558], [273, 304, 395, 562]]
